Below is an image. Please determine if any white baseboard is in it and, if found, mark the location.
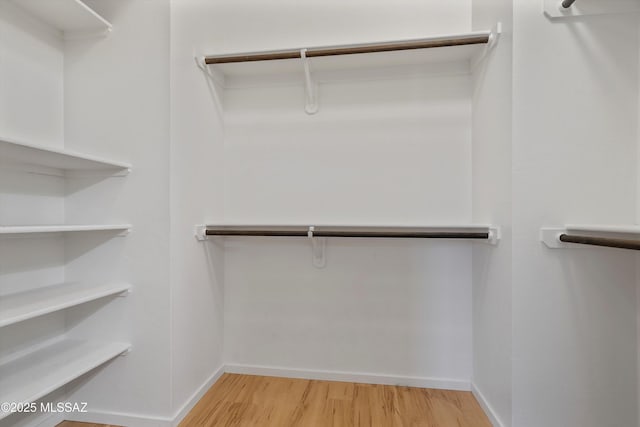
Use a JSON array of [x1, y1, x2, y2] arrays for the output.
[[225, 363, 471, 391], [65, 410, 172, 427], [171, 365, 225, 426], [471, 382, 506, 427], [65, 366, 225, 427]]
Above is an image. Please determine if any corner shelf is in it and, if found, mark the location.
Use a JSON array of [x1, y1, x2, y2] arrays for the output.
[[10, 0, 112, 39], [541, 224, 640, 250], [0, 339, 130, 421], [0, 224, 131, 236], [0, 136, 131, 174], [0, 282, 131, 328]]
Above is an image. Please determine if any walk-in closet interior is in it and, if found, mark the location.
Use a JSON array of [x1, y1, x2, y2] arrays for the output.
[[0, 0, 639, 426]]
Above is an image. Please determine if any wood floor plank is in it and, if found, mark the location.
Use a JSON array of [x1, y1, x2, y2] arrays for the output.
[[180, 374, 492, 427]]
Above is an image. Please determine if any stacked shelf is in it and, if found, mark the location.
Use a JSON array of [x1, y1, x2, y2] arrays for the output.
[[9, 0, 112, 39], [0, 339, 130, 421], [0, 225, 132, 235], [1, 1, 128, 424], [0, 282, 131, 328], [0, 136, 131, 173]]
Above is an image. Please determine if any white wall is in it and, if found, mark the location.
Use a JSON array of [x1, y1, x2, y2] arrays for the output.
[[170, 0, 226, 419], [62, 0, 172, 422], [184, 0, 476, 386], [0, 5, 67, 427], [512, 4, 639, 427], [471, 0, 513, 425], [222, 74, 475, 385], [0, 0, 63, 146]]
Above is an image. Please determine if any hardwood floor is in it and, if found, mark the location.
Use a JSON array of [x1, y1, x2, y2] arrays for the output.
[[179, 374, 492, 427], [58, 374, 492, 427]]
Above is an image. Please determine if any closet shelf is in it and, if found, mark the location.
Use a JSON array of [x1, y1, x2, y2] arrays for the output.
[[0, 282, 131, 329], [541, 224, 640, 250], [10, 0, 112, 39], [196, 224, 501, 244], [0, 339, 130, 421], [0, 136, 131, 174], [0, 224, 132, 235]]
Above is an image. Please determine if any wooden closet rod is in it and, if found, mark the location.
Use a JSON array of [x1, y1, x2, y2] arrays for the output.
[[204, 33, 491, 65], [205, 226, 490, 239], [559, 234, 640, 251]]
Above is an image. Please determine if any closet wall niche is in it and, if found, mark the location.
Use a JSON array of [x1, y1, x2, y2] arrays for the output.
[[0, 1, 131, 425]]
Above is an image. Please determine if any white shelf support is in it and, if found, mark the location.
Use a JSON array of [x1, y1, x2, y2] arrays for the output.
[[300, 49, 318, 115], [488, 226, 501, 245], [307, 226, 327, 268], [541, 227, 568, 248], [195, 224, 207, 241]]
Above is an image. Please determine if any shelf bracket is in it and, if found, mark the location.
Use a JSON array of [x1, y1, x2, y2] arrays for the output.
[[300, 49, 319, 115], [307, 226, 327, 268], [471, 23, 502, 72], [195, 225, 207, 241], [487, 227, 501, 245]]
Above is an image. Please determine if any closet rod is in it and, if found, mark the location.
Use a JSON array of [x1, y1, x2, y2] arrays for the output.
[[203, 33, 491, 65], [561, 0, 576, 8], [205, 227, 490, 239], [559, 234, 640, 251]]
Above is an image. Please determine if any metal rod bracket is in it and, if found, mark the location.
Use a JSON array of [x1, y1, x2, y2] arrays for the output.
[[195, 225, 207, 241], [301, 49, 318, 115], [308, 226, 327, 268]]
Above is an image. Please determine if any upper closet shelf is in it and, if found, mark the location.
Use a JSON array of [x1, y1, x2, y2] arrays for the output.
[[541, 225, 640, 251], [0, 224, 131, 236], [0, 136, 131, 175], [10, 0, 112, 39]]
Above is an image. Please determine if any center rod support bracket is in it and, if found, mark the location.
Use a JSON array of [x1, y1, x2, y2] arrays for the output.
[[307, 226, 327, 268], [300, 49, 318, 115]]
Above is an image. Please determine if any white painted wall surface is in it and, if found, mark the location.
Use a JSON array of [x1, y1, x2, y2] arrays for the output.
[[512, 4, 639, 427], [62, 0, 172, 421], [197, 0, 477, 386], [170, 0, 226, 419], [471, 0, 513, 425], [0, 4, 74, 427], [0, 1, 63, 146]]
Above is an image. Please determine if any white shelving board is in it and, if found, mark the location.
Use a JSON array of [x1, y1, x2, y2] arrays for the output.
[[0, 282, 131, 328], [541, 224, 640, 248], [10, 0, 112, 38], [0, 137, 131, 174], [0, 224, 131, 235], [0, 339, 130, 421]]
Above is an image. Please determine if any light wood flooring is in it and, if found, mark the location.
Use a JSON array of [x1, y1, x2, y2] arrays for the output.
[[181, 374, 491, 426], [59, 373, 492, 427]]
